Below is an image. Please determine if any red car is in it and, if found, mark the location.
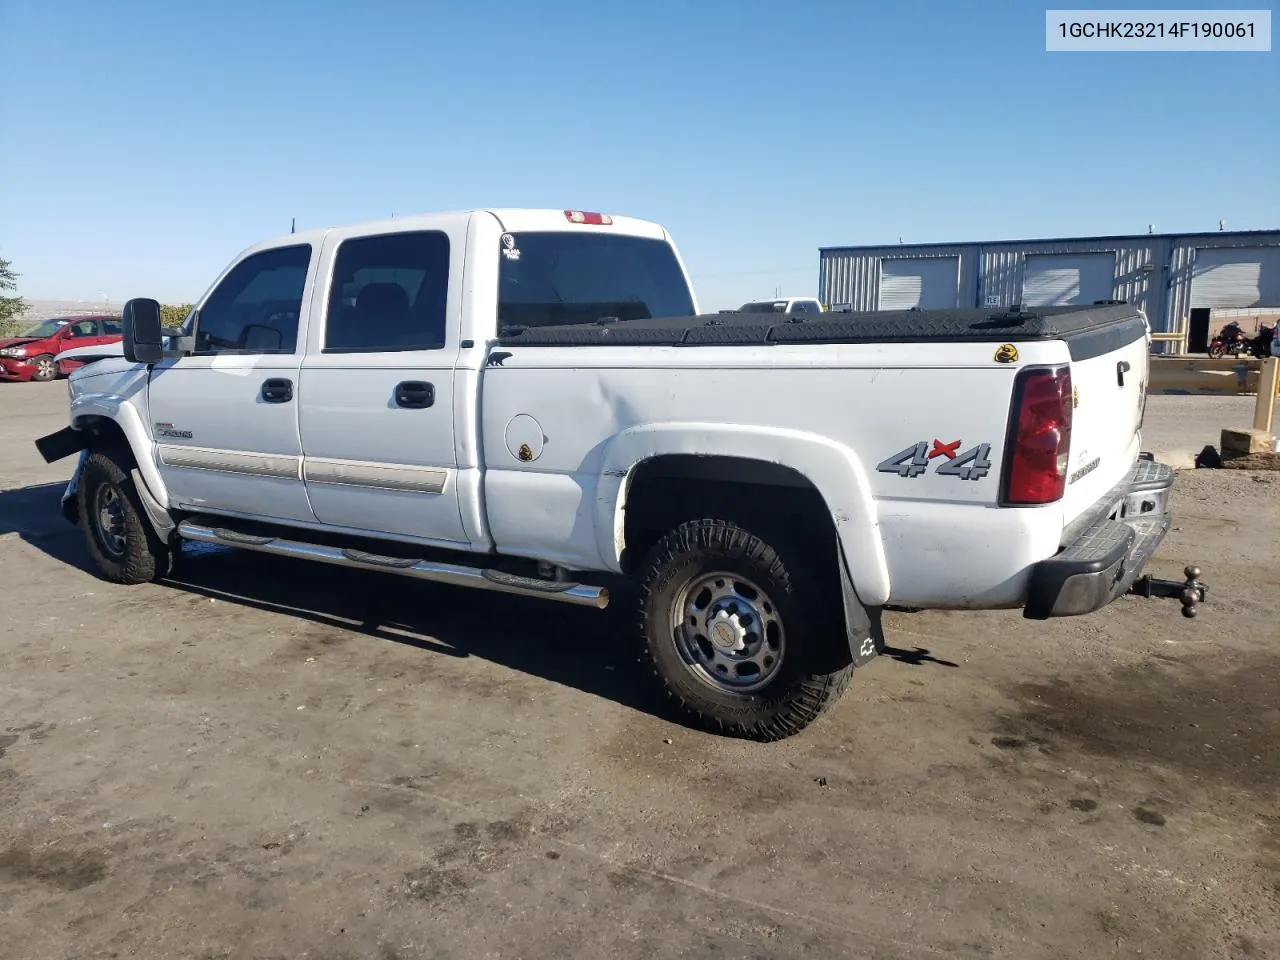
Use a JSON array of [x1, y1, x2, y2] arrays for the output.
[[0, 315, 124, 382]]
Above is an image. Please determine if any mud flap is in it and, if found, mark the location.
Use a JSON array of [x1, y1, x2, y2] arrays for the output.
[[35, 425, 88, 464], [838, 539, 882, 668]]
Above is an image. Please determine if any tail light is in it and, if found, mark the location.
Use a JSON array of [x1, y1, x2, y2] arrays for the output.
[[1001, 365, 1073, 505]]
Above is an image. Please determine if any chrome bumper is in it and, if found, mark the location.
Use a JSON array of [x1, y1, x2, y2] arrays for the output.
[[1024, 458, 1174, 620]]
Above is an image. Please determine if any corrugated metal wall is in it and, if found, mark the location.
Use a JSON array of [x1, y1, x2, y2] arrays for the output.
[[819, 251, 880, 311], [820, 232, 1280, 351], [978, 239, 1168, 324], [1167, 232, 1280, 328], [820, 245, 978, 311]]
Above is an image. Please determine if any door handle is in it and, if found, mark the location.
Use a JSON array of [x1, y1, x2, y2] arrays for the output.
[[261, 378, 293, 403], [394, 381, 435, 409]]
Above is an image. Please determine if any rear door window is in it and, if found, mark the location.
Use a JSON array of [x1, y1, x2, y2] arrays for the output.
[[324, 231, 450, 352]]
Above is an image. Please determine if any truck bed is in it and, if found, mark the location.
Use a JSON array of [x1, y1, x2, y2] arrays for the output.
[[496, 303, 1146, 359]]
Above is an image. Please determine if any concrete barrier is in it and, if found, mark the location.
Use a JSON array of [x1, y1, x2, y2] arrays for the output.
[[1148, 357, 1280, 396]]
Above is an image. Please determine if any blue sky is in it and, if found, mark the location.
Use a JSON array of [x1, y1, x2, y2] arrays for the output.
[[2, 0, 1276, 310]]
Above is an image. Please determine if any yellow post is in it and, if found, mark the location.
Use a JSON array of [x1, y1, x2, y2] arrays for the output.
[[1254, 356, 1279, 434]]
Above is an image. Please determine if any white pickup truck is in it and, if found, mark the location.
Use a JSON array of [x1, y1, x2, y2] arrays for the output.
[[35, 208, 1205, 740], [736, 297, 825, 316]]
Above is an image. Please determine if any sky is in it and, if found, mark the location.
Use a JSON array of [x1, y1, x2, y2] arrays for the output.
[[1, 0, 1277, 311]]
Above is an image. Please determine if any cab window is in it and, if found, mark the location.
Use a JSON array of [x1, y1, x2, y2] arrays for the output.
[[62, 319, 100, 339], [193, 244, 312, 355], [498, 233, 694, 332], [324, 231, 450, 353]]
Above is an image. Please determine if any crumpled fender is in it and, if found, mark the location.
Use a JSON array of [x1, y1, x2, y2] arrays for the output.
[[70, 390, 169, 509]]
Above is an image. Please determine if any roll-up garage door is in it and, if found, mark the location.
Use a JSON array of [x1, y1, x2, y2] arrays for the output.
[[1021, 253, 1116, 306], [1190, 247, 1280, 308], [877, 257, 959, 310]]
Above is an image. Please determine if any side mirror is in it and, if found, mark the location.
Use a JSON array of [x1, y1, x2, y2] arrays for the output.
[[122, 298, 164, 364], [241, 323, 283, 352]]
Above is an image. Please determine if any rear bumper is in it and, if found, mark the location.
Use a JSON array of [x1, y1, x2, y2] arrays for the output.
[[1024, 458, 1173, 619]]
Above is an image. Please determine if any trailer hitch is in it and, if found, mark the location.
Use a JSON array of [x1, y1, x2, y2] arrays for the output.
[[1129, 565, 1208, 618]]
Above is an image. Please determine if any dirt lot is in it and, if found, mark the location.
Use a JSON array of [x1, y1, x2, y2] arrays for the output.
[[1, 380, 1277, 960]]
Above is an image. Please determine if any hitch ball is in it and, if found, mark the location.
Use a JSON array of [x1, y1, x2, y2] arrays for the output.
[[1180, 566, 1206, 619]]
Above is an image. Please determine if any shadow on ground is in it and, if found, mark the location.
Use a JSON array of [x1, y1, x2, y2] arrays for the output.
[[3, 480, 963, 730], [0, 481, 72, 538], [0, 481, 95, 572], [0, 482, 646, 727]]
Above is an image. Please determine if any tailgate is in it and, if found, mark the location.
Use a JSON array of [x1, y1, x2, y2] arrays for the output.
[[1058, 314, 1150, 526]]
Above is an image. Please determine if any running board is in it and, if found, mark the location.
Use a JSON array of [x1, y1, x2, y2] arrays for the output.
[[175, 520, 610, 610]]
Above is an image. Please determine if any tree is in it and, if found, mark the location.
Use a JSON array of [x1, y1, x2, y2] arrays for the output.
[[0, 256, 27, 337], [160, 303, 195, 328]]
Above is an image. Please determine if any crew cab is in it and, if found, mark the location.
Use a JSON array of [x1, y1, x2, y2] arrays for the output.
[[34, 208, 1202, 740], [1, 315, 123, 382]]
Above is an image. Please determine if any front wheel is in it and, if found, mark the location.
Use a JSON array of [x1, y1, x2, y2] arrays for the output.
[[637, 519, 853, 741], [77, 450, 172, 584], [31, 355, 57, 382]]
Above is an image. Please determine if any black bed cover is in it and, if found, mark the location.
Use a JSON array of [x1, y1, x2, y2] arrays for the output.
[[495, 303, 1146, 361]]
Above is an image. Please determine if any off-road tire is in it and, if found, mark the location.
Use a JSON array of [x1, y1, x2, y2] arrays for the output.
[[31, 354, 57, 382], [638, 519, 853, 741], [78, 450, 172, 584]]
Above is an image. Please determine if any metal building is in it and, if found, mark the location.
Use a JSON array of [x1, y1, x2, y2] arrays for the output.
[[818, 229, 1280, 353]]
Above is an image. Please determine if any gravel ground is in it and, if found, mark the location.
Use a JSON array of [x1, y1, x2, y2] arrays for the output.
[[0, 380, 1277, 960], [1141, 394, 1279, 466]]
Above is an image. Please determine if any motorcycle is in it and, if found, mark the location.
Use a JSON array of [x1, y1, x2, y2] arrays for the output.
[[1251, 324, 1275, 359], [1207, 324, 1251, 359]]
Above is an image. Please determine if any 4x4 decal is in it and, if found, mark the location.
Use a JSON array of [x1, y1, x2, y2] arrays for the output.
[[877, 439, 992, 481]]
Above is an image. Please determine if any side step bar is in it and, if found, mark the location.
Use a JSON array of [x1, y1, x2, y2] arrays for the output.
[[176, 521, 610, 610]]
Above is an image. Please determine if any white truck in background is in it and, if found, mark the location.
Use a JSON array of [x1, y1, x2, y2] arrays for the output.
[[36, 208, 1206, 741], [735, 297, 825, 316]]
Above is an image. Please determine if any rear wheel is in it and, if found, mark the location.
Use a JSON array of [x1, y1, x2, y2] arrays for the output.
[[638, 519, 853, 741], [31, 355, 57, 382], [77, 450, 172, 584]]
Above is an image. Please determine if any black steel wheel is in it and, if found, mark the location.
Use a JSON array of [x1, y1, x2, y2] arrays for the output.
[[77, 450, 171, 584], [638, 518, 852, 741]]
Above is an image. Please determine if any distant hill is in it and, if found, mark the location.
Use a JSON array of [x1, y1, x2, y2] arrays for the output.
[[21, 299, 126, 323]]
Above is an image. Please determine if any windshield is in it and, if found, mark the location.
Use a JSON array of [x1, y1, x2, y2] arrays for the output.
[[18, 319, 69, 338], [498, 232, 694, 332], [738, 301, 787, 313]]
